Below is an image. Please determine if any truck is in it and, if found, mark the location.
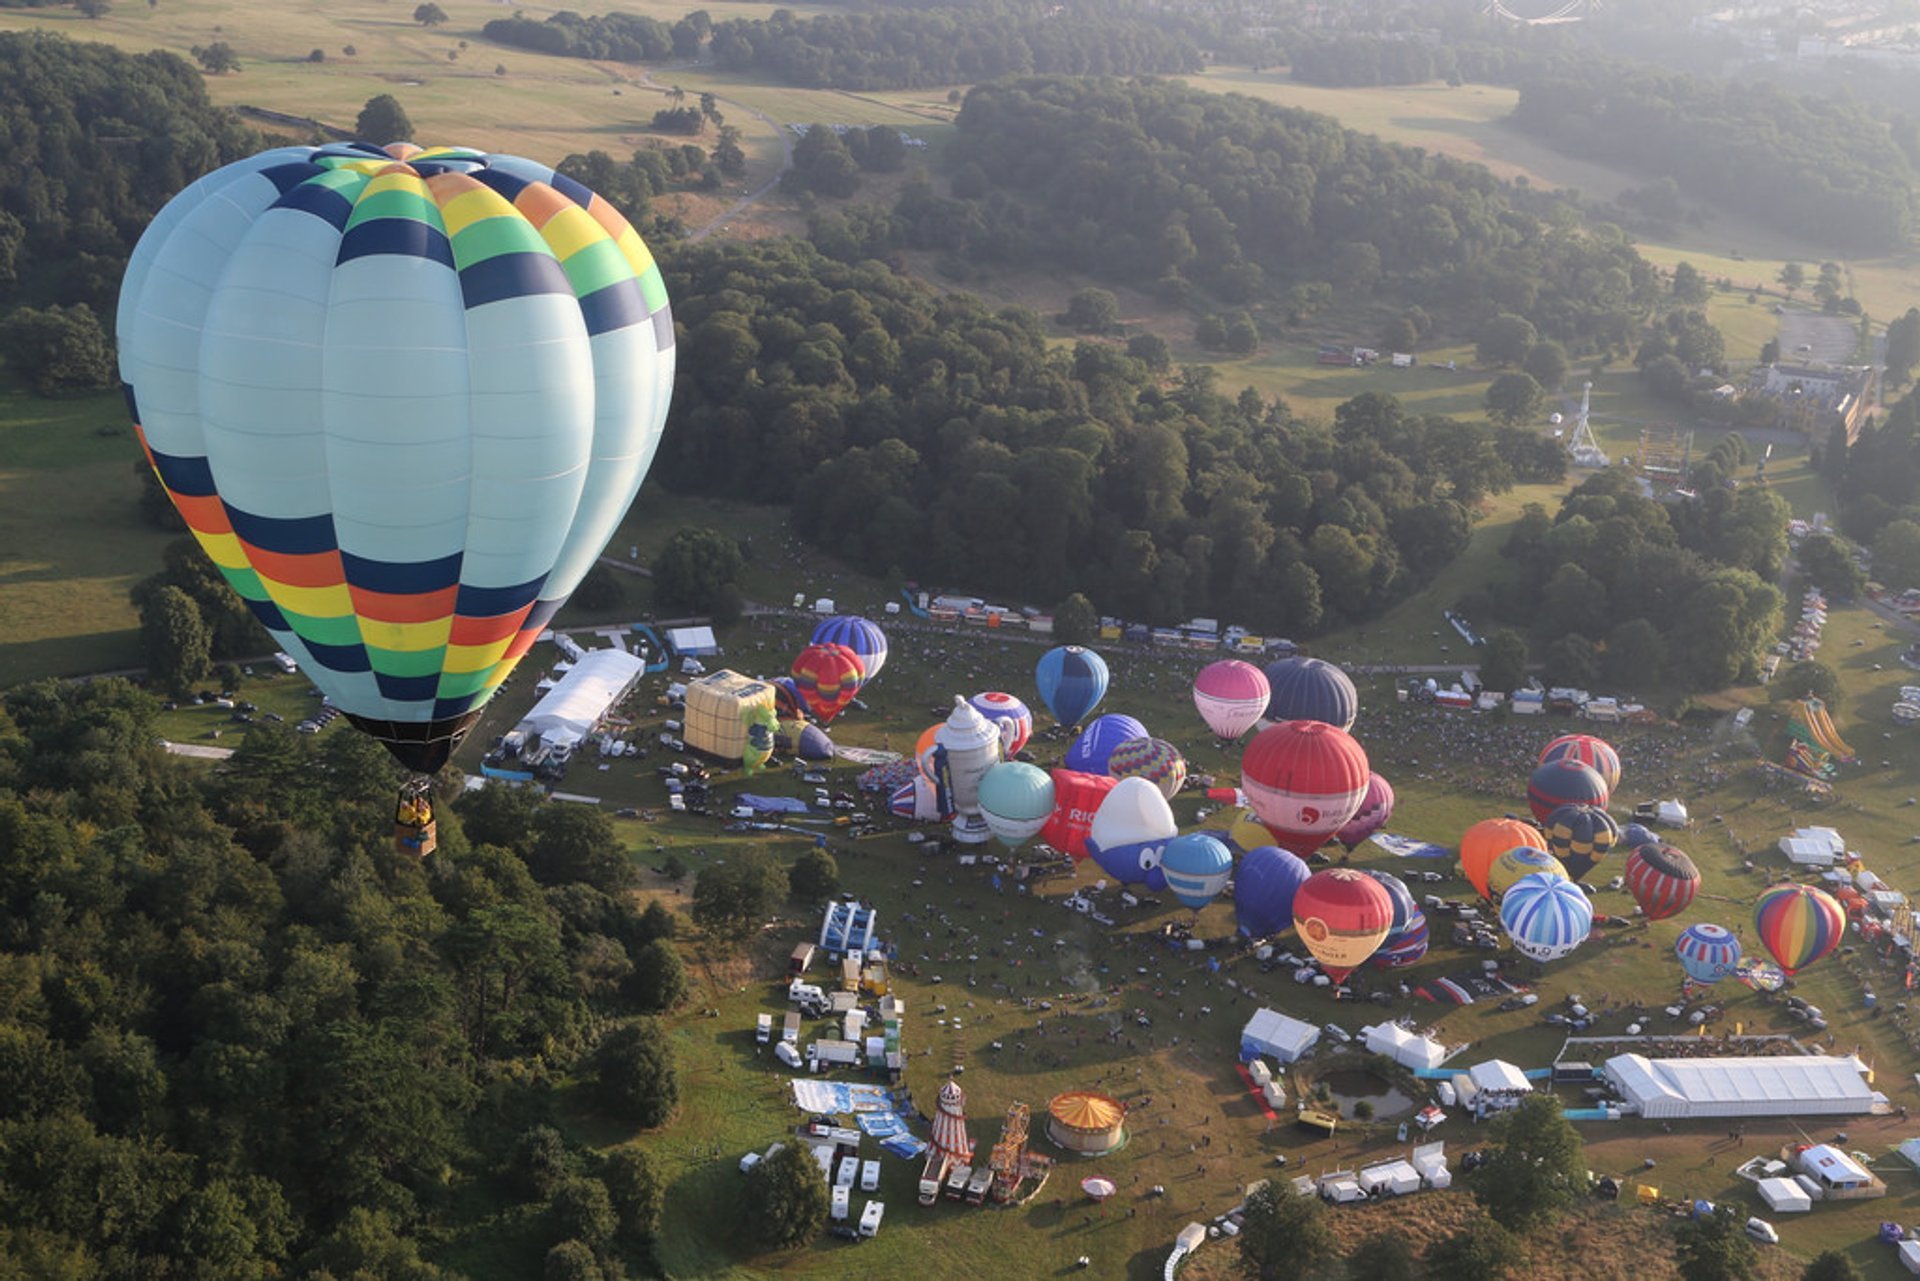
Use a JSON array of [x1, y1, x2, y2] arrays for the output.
[[944, 1164, 972, 1200], [790, 942, 817, 976], [860, 1159, 880, 1192], [755, 1013, 772, 1044], [810, 1038, 861, 1068], [782, 1011, 801, 1044], [965, 1167, 993, 1204], [787, 980, 826, 1007], [859, 1199, 884, 1238], [918, 1174, 942, 1206]]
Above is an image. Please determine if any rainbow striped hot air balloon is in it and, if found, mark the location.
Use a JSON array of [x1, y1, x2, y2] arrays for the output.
[[1623, 842, 1700, 921], [1108, 736, 1187, 801], [791, 642, 864, 725], [1499, 873, 1594, 962], [118, 142, 675, 773], [1753, 884, 1846, 976], [1675, 923, 1742, 984]]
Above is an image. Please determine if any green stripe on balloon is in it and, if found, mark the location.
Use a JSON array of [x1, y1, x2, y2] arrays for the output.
[[558, 238, 632, 298], [450, 215, 547, 267], [367, 645, 448, 678]]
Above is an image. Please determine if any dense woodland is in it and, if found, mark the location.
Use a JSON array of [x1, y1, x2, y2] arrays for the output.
[[0, 681, 688, 1277], [1510, 65, 1920, 253], [940, 76, 1661, 354], [657, 237, 1563, 635]]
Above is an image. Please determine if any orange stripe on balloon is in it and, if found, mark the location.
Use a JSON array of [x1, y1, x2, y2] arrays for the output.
[[584, 195, 637, 240], [240, 544, 345, 589], [512, 182, 574, 228], [499, 628, 542, 665], [173, 492, 232, 535], [351, 584, 459, 625], [384, 143, 423, 161], [449, 607, 531, 647]]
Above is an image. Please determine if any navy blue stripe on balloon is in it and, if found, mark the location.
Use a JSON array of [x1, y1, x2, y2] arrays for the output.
[[472, 168, 531, 202], [303, 639, 373, 673], [341, 550, 464, 595], [459, 252, 571, 309], [550, 170, 594, 208], [434, 692, 480, 720], [578, 278, 647, 336], [273, 180, 355, 231], [150, 448, 217, 498], [454, 578, 545, 617], [245, 598, 289, 632], [259, 161, 328, 195], [337, 218, 456, 268], [224, 505, 337, 555], [651, 306, 676, 351], [122, 382, 141, 428], [375, 672, 443, 703]]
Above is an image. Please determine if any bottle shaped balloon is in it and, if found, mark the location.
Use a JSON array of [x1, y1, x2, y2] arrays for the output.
[[932, 695, 1002, 845]]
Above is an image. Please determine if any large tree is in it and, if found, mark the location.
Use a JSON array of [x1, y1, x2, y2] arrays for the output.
[[0, 304, 116, 395], [691, 850, 785, 941], [1052, 592, 1099, 645], [651, 527, 746, 612], [1236, 1180, 1335, 1279], [355, 93, 415, 143], [1675, 1206, 1756, 1281], [1469, 1093, 1586, 1231], [140, 585, 212, 696], [591, 1021, 678, 1129], [1425, 1216, 1522, 1281], [1477, 314, 1538, 367], [787, 848, 840, 902], [1478, 628, 1529, 693], [626, 939, 689, 1014], [748, 1141, 828, 1247], [413, 2, 448, 25], [1873, 519, 1920, 590], [1485, 372, 1545, 427]]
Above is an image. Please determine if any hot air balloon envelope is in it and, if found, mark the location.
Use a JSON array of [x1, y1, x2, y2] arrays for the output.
[[1035, 646, 1108, 728], [1543, 803, 1621, 880], [1460, 817, 1546, 899], [1291, 867, 1393, 982], [1623, 842, 1700, 921], [1540, 733, 1622, 791], [1359, 869, 1416, 934], [118, 143, 677, 773], [968, 691, 1033, 759], [791, 642, 864, 725], [1234, 845, 1310, 938], [1161, 833, 1234, 910], [1487, 847, 1567, 904], [978, 761, 1055, 852], [1193, 660, 1270, 740], [810, 615, 887, 684], [1084, 777, 1178, 888], [1262, 657, 1358, 731], [1039, 769, 1116, 861], [1334, 772, 1395, 851], [1241, 720, 1371, 858], [1526, 758, 1609, 824], [1064, 714, 1148, 776], [1373, 908, 1430, 969], [795, 724, 835, 761], [1675, 923, 1742, 984], [1107, 736, 1187, 800], [1753, 884, 1845, 976], [1499, 873, 1593, 962], [1217, 807, 1281, 856]]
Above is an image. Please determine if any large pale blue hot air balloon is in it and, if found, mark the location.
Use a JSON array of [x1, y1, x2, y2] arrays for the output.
[[1675, 923, 1741, 985], [1036, 646, 1108, 729], [977, 761, 1056, 853], [118, 142, 674, 774], [1233, 845, 1310, 938], [1161, 833, 1234, 911], [1499, 873, 1594, 963]]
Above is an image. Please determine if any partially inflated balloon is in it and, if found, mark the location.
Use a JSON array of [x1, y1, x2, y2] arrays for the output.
[[1039, 769, 1117, 861], [1540, 733, 1622, 791], [1108, 737, 1187, 800], [1261, 657, 1358, 731], [1359, 869, 1416, 934], [1461, 818, 1546, 899], [791, 642, 864, 725], [1334, 773, 1395, 851], [1291, 868, 1393, 982], [1084, 777, 1178, 889], [1215, 807, 1281, 857], [914, 723, 942, 779], [1035, 646, 1109, 728], [1499, 874, 1593, 962], [978, 762, 1055, 853], [795, 724, 835, 761], [1542, 803, 1621, 880], [1623, 842, 1700, 921], [1193, 660, 1270, 741], [1487, 847, 1567, 904], [771, 676, 806, 723], [811, 615, 887, 685], [969, 691, 1033, 759], [1753, 884, 1846, 976], [1234, 845, 1311, 938], [119, 143, 676, 772], [1526, 758, 1609, 824], [1064, 714, 1148, 776], [1161, 833, 1234, 910], [1675, 923, 1741, 984], [1373, 908, 1430, 969], [1241, 720, 1371, 858]]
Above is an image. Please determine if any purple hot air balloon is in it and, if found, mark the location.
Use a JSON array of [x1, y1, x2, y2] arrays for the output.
[[1334, 772, 1395, 851], [1064, 714, 1148, 776], [1233, 845, 1311, 938]]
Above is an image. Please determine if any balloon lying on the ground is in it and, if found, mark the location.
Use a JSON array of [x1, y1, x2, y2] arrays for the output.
[[1108, 737, 1187, 800], [889, 773, 950, 822], [1193, 660, 1271, 740], [1214, 807, 1282, 857], [1540, 733, 1622, 791], [1460, 818, 1547, 899], [1542, 803, 1621, 881], [1084, 777, 1178, 889], [791, 641, 864, 725], [1161, 833, 1235, 910], [978, 762, 1055, 853], [1039, 769, 1117, 861], [1620, 822, 1657, 850], [118, 143, 677, 774], [1733, 956, 1787, 992], [1241, 720, 1371, 858], [1623, 842, 1700, 921], [1359, 869, 1416, 934], [811, 615, 888, 685], [969, 691, 1033, 759], [1290, 867, 1394, 983], [1261, 657, 1358, 731], [1500, 873, 1594, 962], [1234, 845, 1311, 938], [771, 676, 806, 723], [774, 723, 835, 760], [1035, 645, 1109, 728], [1675, 923, 1742, 984], [1526, 758, 1609, 824], [1753, 883, 1846, 976], [1373, 907, 1430, 969], [1488, 846, 1568, 905], [1064, 714, 1149, 776], [1334, 772, 1395, 851]]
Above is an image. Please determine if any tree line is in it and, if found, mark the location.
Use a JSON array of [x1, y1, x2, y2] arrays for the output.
[[1286, 34, 1560, 87], [480, 10, 697, 63], [656, 236, 1561, 637], [1829, 381, 1920, 592], [1510, 63, 1919, 253]]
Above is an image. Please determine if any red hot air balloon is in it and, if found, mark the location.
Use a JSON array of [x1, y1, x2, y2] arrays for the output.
[[1039, 769, 1117, 862], [1290, 867, 1394, 983], [791, 642, 864, 725], [1525, 757, 1608, 824], [1622, 842, 1700, 921], [1539, 733, 1622, 791], [1241, 721, 1370, 858]]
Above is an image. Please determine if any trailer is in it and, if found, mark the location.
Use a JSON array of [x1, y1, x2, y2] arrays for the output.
[[811, 1039, 861, 1068], [859, 1199, 885, 1237], [790, 942, 817, 976], [965, 1167, 993, 1204], [782, 1011, 801, 1044], [944, 1164, 972, 1200], [755, 1013, 772, 1044], [831, 1184, 850, 1221]]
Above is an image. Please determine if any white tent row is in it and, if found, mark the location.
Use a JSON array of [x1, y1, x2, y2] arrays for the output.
[[1240, 1009, 1320, 1064], [1604, 1054, 1880, 1119], [1362, 1022, 1448, 1071], [516, 649, 646, 745]]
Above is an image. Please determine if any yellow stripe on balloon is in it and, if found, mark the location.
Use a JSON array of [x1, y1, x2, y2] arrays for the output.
[[357, 617, 453, 653], [362, 169, 433, 203], [444, 638, 514, 674], [611, 227, 654, 278], [194, 530, 250, 572], [259, 579, 354, 618], [537, 205, 608, 263], [436, 185, 518, 239]]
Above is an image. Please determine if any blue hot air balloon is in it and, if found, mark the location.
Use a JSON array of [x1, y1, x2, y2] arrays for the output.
[[1063, 714, 1148, 775], [811, 615, 888, 685], [1359, 869, 1416, 935], [1161, 833, 1234, 911], [1499, 873, 1594, 963], [1373, 908, 1430, 969], [1261, 657, 1358, 731], [1233, 845, 1311, 938], [1036, 646, 1109, 729], [1675, 923, 1742, 985]]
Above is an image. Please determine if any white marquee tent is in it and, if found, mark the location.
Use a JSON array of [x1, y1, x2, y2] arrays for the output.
[[1362, 1022, 1447, 1071], [1604, 1054, 1880, 1119], [1240, 1009, 1320, 1064], [516, 649, 646, 747]]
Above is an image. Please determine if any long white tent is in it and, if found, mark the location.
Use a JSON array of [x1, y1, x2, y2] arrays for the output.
[[1604, 1053, 1880, 1119], [516, 649, 646, 748]]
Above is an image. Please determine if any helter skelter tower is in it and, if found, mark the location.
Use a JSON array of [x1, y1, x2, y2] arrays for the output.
[[923, 1078, 975, 1186]]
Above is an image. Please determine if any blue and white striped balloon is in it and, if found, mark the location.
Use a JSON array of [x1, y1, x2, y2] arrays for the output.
[[1499, 873, 1593, 963], [1675, 922, 1741, 984], [1160, 832, 1233, 911]]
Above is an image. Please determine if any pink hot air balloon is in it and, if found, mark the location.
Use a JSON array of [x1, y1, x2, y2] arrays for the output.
[[1240, 720, 1371, 858], [1333, 772, 1395, 851], [1192, 660, 1270, 741]]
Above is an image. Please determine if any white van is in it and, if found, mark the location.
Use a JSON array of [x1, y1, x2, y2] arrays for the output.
[[837, 1156, 859, 1188], [860, 1159, 880, 1192], [831, 1184, 850, 1221], [774, 1040, 803, 1069], [859, 1199, 884, 1237]]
